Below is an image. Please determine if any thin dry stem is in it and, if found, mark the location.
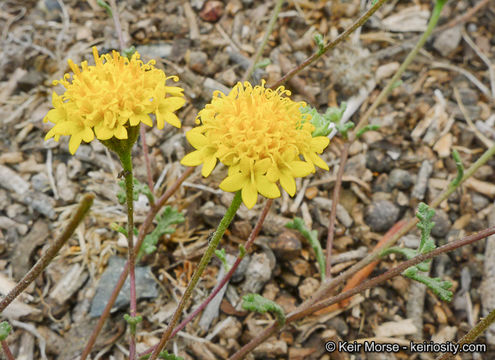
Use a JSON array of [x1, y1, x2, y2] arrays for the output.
[[1, 340, 14, 360], [0, 194, 94, 314], [242, 0, 284, 82], [270, 0, 390, 89], [140, 199, 274, 358], [230, 226, 495, 359]]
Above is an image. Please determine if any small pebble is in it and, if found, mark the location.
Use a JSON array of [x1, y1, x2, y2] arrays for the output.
[[298, 277, 319, 300], [389, 169, 413, 190], [199, 1, 224, 22], [31, 173, 50, 192], [431, 209, 452, 238], [305, 186, 318, 200], [433, 26, 462, 56], [326, 317, 349, 336], [411, 160, 433, 200], [187, 50, 208, 74], [269, 230, 302, 260], [471, 192, 489, 212], [366, 149, 393, 173], [242, 252, 272, 294], [364, 200, 400, 232], [231, 254, 250, 283]]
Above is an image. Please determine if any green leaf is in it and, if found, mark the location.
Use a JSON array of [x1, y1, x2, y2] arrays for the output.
[[314, 33, 325, 55], [449, 149, 464, 187], [97, 0, 112, 16], [286, 217, 326, 281], [239, 244, 246, 258], [140, 350, 184, 360], [403, 267, 453, 302], [138, 206, 185, 258], [159, 350, 184, 360], [300, 102, 347, 137], [380, 246, 417, 260], [117, 178, 154, 205], [398, 203, 453, 302], [215, 248, 230, 271], [254, 58, 271, 69], [0, 321, 11, 341], [356, 124, 380, 138], [111, 222, 138, 237], [123, 46, 137, 60], [124, 314, 142, 335], [242, 293, 286, 325]]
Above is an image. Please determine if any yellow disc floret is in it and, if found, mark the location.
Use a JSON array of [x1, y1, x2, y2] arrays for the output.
[[44, 46, 185, 154], [181, 81, 330, 209]]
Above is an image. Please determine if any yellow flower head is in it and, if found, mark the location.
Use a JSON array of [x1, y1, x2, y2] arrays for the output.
[[44, 46, 185, 154], [181, 81, 330, 209]]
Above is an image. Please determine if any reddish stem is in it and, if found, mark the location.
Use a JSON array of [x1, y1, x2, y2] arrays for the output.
[[139, 199, 273, 358], [325, 142, 350, 279], [1, 340, 14, 360], [80, 168, 193, 360], [230, 226, 495, 359]]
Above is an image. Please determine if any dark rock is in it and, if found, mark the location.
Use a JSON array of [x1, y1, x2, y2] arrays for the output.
[[326, 317, 349, 336], [90, 256, 157, 317], [389, 169, 413, 190], [366, 149, 393, 173], [364, 200, 400, 232], [269, 230, 302, 260], [431, 210, 452, 238], [471, 193, 489, 211]]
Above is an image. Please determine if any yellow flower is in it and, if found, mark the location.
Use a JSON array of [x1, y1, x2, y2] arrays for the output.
[[44, 47, 185, 154], [181, 81, 330, 209]]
